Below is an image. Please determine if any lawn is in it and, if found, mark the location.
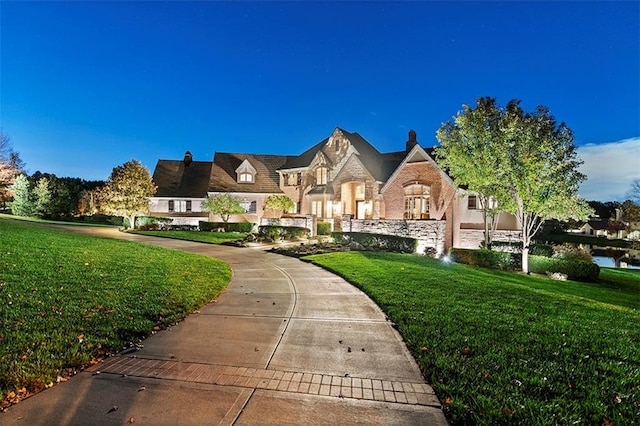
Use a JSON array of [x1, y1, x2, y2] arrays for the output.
[[0, 220, 232, 407], [305, 251, 640, 425], [132, 229, 246, 244]]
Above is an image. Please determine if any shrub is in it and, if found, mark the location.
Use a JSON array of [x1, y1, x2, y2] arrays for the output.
[[258, 225, 310, 241], [316, 222, 332, 236], [450, 248, 518, 271], [529, 255, 600, 282], [199, 221, 254, 233], [552, 243, 593, 262], [331, 232, 417, 253], [490, 241, 554, 257]]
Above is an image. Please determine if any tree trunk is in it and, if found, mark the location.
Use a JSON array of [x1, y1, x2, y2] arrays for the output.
[[129, 214, 136, 229], [522, 245, 530, 274]]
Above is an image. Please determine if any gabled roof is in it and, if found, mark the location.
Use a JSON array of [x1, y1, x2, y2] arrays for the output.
[[152, 160, 212, 198], [209, 152, 293, 194], [281, 127, 402, 181], [380, 144, 454, 193]]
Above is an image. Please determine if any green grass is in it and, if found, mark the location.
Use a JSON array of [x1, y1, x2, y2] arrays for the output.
[[132, 230, 246, 244], [0, 213, 116, 227], [304, 252, 640, 425], [0, 220, 231, 405]]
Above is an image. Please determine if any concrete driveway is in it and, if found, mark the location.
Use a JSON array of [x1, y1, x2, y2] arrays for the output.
[[3, 228, 448, 425]]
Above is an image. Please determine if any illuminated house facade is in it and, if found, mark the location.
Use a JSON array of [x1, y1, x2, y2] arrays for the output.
[[149, 127, 520, 253]]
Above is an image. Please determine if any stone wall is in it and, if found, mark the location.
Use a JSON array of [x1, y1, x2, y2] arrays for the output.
[[341, 215, 447, 256], [457, 229, 522, 249]]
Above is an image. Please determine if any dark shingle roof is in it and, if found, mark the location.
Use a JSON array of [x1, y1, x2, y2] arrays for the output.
[[152, 160, 212, 198], [281, 128, 398, 181], [209, 152, 294, 193]]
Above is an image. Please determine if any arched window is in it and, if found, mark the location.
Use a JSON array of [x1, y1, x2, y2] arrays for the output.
[[404, 184, 430, 219]]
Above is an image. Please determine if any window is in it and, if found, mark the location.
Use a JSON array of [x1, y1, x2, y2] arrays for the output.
[[468, 196, 477, 210], [239, 172, 253, 183], [240, 200, 257, 213], [311, 200, 323, 217], [285, 172, 299, 186], [316, 167, 328, 185], [235, 159, 257, 184], [169, 200, 191, 213], [403, 184, 430, 219]]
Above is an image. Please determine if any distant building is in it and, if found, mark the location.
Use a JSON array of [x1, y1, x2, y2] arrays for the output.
[[149, 128, 521, 254]]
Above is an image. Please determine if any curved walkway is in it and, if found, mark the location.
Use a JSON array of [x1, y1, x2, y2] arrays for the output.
[[4, 227, 448, 425]]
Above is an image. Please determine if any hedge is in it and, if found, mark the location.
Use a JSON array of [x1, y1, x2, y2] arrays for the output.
[[332, 232, 417, 253], [489, 241, 554, 257], [199, 221, 254, 233], [258, 225, 310, 240], [450, 248, 518, 271], [529, 255, 600, 282], [317, 222, 332, 236]]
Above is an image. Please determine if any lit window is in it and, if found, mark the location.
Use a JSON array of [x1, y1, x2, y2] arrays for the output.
[[169, 200, 191, 213], [316, 167, 328, 185], [285, 173, 299, 186], [239, 172, 254, 183], [311, 200, 323, 217], [403, 184, 430, 220]]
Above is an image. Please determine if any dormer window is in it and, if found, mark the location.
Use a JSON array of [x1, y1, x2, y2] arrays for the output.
[[239, 172, 253, 183], [235, 159, 257, 184]]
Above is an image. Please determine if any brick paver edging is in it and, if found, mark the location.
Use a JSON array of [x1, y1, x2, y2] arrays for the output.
[[92, 356, 441, 408]]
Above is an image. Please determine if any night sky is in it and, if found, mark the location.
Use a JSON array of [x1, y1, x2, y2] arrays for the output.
[[1, 1, 638, 201]]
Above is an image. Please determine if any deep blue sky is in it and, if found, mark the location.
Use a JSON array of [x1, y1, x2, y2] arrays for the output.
[[1, 1, 638, 199]]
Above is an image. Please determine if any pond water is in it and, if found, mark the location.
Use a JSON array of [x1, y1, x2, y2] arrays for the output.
[[592, 256, 640, 270]]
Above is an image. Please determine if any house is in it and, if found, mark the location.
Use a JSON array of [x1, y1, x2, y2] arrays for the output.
[[149, 127, 521, 254]]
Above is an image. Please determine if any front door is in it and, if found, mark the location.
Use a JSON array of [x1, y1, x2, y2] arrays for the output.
[[356, 201, 366, 219]]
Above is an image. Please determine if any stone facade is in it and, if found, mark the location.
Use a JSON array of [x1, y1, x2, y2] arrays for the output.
[[342, 215, 447, 256]]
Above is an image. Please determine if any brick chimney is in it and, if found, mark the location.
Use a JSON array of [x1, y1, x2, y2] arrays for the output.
[[406, 130, 418, 151], [183, 151, 193, 166]]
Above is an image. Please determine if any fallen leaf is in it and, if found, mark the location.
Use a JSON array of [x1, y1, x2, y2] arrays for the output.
[[444, 397, 452, 405], [107, 405, 118, 413], [138, 386, 146, 392], [128, 417, 135, 424], [420, 346, 428, 352]]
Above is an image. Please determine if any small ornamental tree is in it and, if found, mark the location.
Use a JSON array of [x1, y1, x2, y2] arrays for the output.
[[0, 132, 25, 208], [100, 160, 156, 229], [264, 195, 295, 216], [9, 174, 34, 217], [201, 193, 244, 222]]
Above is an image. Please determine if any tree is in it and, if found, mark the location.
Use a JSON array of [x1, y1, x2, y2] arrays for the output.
[[0, 132, 25, 208], [437, 98, 592, 273], [201, 193, 244, 222], [628, 178, 640, 204], [264, 195, 295, 216], [33, 177, 52, 218], [9, 174, 34, 216], [100, 160, 156, 229], [435, 97, 515, 248], [501, 101, 592, 273]]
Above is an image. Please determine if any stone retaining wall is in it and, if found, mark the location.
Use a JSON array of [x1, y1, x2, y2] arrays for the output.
[[457, 229, 522, 249], [341, 216, 446, 256]]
